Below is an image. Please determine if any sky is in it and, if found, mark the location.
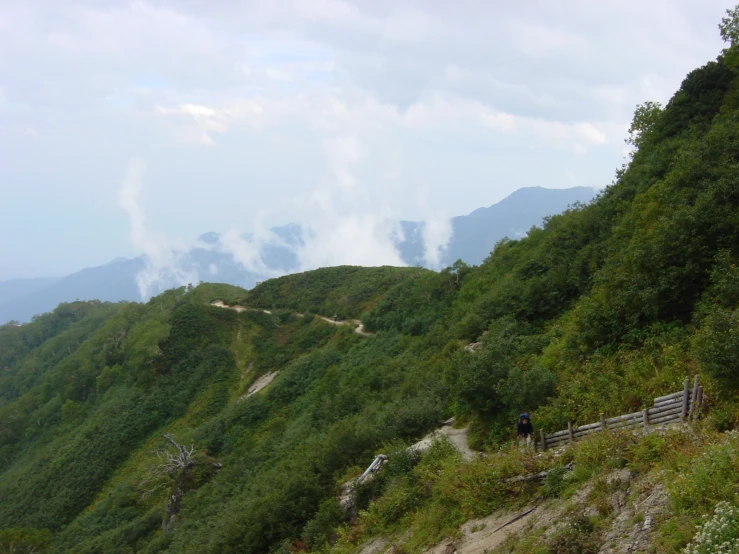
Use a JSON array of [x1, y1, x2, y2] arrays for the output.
[[0, 0, 731, 280]]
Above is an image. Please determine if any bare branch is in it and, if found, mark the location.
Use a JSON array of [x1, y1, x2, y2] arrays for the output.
[[159, 434, 196, 472]]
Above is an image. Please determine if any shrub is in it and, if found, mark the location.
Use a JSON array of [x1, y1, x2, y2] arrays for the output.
[[569, 431, 633, 476], [547, 515, 599, 554], [384, 446, 422, 478], [684, 501, 739, 554], [669, 431, 739, 515], [627, 432, 669, 472], [0, 528, 52, 553], [693, 306, 739, 388], [303, 498, 344, 550], [543, 465, 570, 498]]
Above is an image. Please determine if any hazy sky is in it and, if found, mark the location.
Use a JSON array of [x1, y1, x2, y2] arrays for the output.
[[0, 0, 730, 279]]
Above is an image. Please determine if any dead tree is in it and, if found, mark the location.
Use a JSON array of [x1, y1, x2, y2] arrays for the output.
[[157, 434, 196, 474], [145, 434, 197, 534], [141, 434, 222, 533]]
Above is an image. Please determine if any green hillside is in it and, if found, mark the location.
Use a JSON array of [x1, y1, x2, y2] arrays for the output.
[[5, 10, 739, 553]]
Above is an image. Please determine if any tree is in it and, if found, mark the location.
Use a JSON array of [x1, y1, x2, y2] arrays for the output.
[[454, 317, 520, 417], [143, 434, 198, 533], [719, 6, 739, 46], [442, 259, 471, 289], [625, 101, 663, 155]]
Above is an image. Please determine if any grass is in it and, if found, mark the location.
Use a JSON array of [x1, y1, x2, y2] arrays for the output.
[[325, 425, 739, 554]]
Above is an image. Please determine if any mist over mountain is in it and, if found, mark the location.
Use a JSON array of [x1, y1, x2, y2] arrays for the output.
[[0, 278, 60, 307], [0, 186, 594, 324], [397, 186, 595, 267]]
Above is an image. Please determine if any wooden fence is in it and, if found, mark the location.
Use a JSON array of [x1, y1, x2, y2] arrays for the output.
[[539, 375, 705, 451]]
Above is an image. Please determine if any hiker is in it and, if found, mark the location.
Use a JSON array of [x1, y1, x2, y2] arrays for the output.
[[333, 313, 338, 322], [517, 413, 534, 449]]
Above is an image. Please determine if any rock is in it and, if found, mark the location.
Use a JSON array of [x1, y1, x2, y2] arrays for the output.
[[358, 537, 390, 554], [240, 371, 277, 400], [409, 425, 477, 461]]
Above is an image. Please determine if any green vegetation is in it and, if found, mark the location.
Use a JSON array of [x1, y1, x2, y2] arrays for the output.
[[246, 265, 421, 320], [684, 500, 739, 554], [4, 7, 739, 552]]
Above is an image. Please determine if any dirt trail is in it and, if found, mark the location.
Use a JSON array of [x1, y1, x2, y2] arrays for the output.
[[409, 423, 477, 461], [315, 315, 371, 336], [211, 301, 270, 314], [426, 507, 541, 554], [210, 301, 370, 335]]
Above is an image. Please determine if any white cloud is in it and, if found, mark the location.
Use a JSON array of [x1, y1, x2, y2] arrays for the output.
[[421, 217, 452, 269], [1, 0, 732, 279], [118, 159, 198, 299], [298, 215, 406, 269], [509, 21, 590, 60], [154, 90, 618, 155], [217, 227, 290, 277], [574, 122, 607, 145], [293, 133, 406, 269], [323, 136, 364, 188], [265, 68, 293, 82]]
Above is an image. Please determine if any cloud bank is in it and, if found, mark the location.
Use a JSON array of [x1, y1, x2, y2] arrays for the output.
[[1, 0, 730, 279], [118, 160, 199, 298]]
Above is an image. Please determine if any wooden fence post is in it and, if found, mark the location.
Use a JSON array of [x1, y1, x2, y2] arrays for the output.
[[567, 421, 574, 444], [540, 429, 547, 451], [642, 408, 649, 428], [688, 375, 700, 420], [600, 413, 607, 431], [694, 386, 704, 421], [681, 378, 690, 420]]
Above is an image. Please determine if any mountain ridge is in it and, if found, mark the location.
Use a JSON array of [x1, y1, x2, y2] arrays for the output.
[[0, 186, 595, 324]]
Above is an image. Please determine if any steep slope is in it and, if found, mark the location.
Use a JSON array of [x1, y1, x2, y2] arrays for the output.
[[0, 274, 456, 553]]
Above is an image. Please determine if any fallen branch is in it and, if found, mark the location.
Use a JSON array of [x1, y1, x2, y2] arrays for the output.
[[502, 462, 574, 484], [491, 506, 538, 534]]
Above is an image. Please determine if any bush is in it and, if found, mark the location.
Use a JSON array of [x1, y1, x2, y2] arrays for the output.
[[684, 501, 739, 554], [669, 431, 739, 515], [0, 528, 52, 553], [303, 498, 344, 550], [543, 465, 570, 498], [694, 307, 739, 388], [627, 432, 669, 472], [547, 515, 598, 554], [384, 446, 421, 478]]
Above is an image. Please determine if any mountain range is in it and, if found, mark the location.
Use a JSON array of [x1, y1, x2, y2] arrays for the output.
[[3, 40, 739, 553], [0, 186, 594, 324]]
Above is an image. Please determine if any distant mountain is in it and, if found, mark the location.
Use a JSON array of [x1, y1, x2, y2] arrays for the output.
[[0, 277, 60, 308], [397, 186, 596, 266], [0, 259, 144, 324], [0, 186, 595, 324]]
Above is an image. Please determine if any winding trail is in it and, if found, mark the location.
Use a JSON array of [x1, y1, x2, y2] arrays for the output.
[[210, 301, 371, 336], [313, 315, 371, 336]]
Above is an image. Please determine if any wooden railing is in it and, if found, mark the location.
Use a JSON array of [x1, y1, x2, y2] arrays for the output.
[[539, 375, 704, 451]]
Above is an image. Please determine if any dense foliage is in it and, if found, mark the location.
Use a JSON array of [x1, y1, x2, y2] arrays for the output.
[[4, 11, 739, 552]]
